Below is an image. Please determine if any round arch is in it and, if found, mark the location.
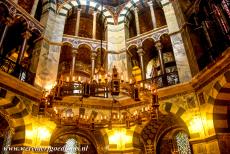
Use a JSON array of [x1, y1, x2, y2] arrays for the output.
[[132, 112, 189, 153], [77, 43, 92, 51], [50, 127, 102, 153], [58, 0, 114, 24]]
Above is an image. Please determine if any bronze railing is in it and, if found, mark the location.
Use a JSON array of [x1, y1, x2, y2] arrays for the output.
[[0, 57, 35, 85], [53, 71, 180, 99]]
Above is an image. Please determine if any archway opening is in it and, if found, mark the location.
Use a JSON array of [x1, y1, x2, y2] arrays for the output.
[[213, 75, 230, 153], [50, 133, 97, 154], [0, 114, 11, 153]]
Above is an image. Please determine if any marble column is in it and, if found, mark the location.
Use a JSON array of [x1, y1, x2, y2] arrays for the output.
[[71, 49, 78, 81], [137, 48, 146, 80], [133, 7, 140, 35], [155, 42, 168, 86], [75, 9, 81, 36], [30, 0, 39, 17], [155, 42, 166, 75], [91, 52, 97, 78], [161, 0, 199, 82], [0, 18, 14, 55], [16, 31, 32, 64], [147, 1, 157, 29], [92, 11, 97, 39]]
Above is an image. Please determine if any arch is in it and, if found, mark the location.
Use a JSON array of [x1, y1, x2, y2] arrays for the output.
[[95, 47, 106, 52], [141, 37, 156, 46], [77, 43, 92, 51], [50, 127, 100, 153], [0, 111, 13, 131], [158, 32, 170, 41], [119, 0, 160, 24], [62, 41, 74, 48], [0, 1, 10, 16], [58, 0, 114, 24], [134, 113, 188, 153], [0, 91, 28, 146], [127, 44, 138, 52], [161, 102, 187, 120], [156, 128, 191, 154], [211, 70, 230, 134], [119, 0, 139, 23]]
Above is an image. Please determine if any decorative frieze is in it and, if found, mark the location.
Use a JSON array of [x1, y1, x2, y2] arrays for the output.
[[1, 0, 43, 34], [126, 26, 168, 49], [62, 35, 107, 51]]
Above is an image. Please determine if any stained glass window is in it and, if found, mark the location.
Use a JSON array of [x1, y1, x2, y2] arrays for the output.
[[65, 138, 80, 154], [175, 132, 191, 154]]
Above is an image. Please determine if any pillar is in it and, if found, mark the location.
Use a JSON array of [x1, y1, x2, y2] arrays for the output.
[[147, 1, 157, 29], [71, 49, 77, 81], [30, 0, 39, 17], [133, 7, 140, 35], [35, 9, 67, 89], [91, 52, 97, 78], [16, 31, 32, 64], [92, 11, 97, 39], [161, 0, 199, 82], [155, 42, 167, 86], [137, 48, 145, 80], [155, 42, 166, 75], [75, 9, 81, 36], [0, 18, 14, 55]]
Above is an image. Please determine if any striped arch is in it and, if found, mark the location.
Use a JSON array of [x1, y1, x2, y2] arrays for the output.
[[42, 0, 57, 14], [98, 129, 109, 152], [119, 0, 146, 24], [207, 70, 230, 134], [57, 0, 114, 24], [162, 102, 186, 118], [133, 113, 188, 153], [132, 120, 149, 151], [141, 37, 156, 46], [62, 41, 74, 48], [0, 88, 29, 145]]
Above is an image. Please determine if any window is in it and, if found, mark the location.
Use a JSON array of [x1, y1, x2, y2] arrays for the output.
[[175, 132, 191, 154]]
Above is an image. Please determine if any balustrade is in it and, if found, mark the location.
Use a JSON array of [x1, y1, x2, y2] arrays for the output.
[[0, 56, 35, 84]]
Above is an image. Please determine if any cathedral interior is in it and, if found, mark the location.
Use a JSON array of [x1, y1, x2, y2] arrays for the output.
[[0, 0, 230, 154]]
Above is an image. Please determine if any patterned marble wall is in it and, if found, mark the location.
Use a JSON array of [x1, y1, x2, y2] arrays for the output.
[[107, 24, 128, 80], [161, 0, 199, 82], [35, 11, 66, 90]]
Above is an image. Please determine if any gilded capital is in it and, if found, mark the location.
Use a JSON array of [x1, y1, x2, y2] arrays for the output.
[[137, 47, 144, 56], [72, 49, 78, 55], [5, 17, 14, 26], [22, 31, 32, 39], [147, 1, 153, 6], [155, 42, 162, 51], [91, 52, 97, 59]]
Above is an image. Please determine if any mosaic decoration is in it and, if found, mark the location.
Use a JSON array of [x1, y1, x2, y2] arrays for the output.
[[175, 132, 191, 154]]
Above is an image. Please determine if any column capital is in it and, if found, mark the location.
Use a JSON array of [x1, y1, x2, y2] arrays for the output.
[[72, 49, 78, 55], [93, 10, 98, 15], [147, 1, 153, 6], [155, 42, 162, 51], [77, 8, 82, 12], [5, 17, 14, 26], [91, 52, 97, 59], [137, 47, 144, 56], [22, 31, 32, 40], [133, 6, 139, 12], [160, 0, 171, 6]]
